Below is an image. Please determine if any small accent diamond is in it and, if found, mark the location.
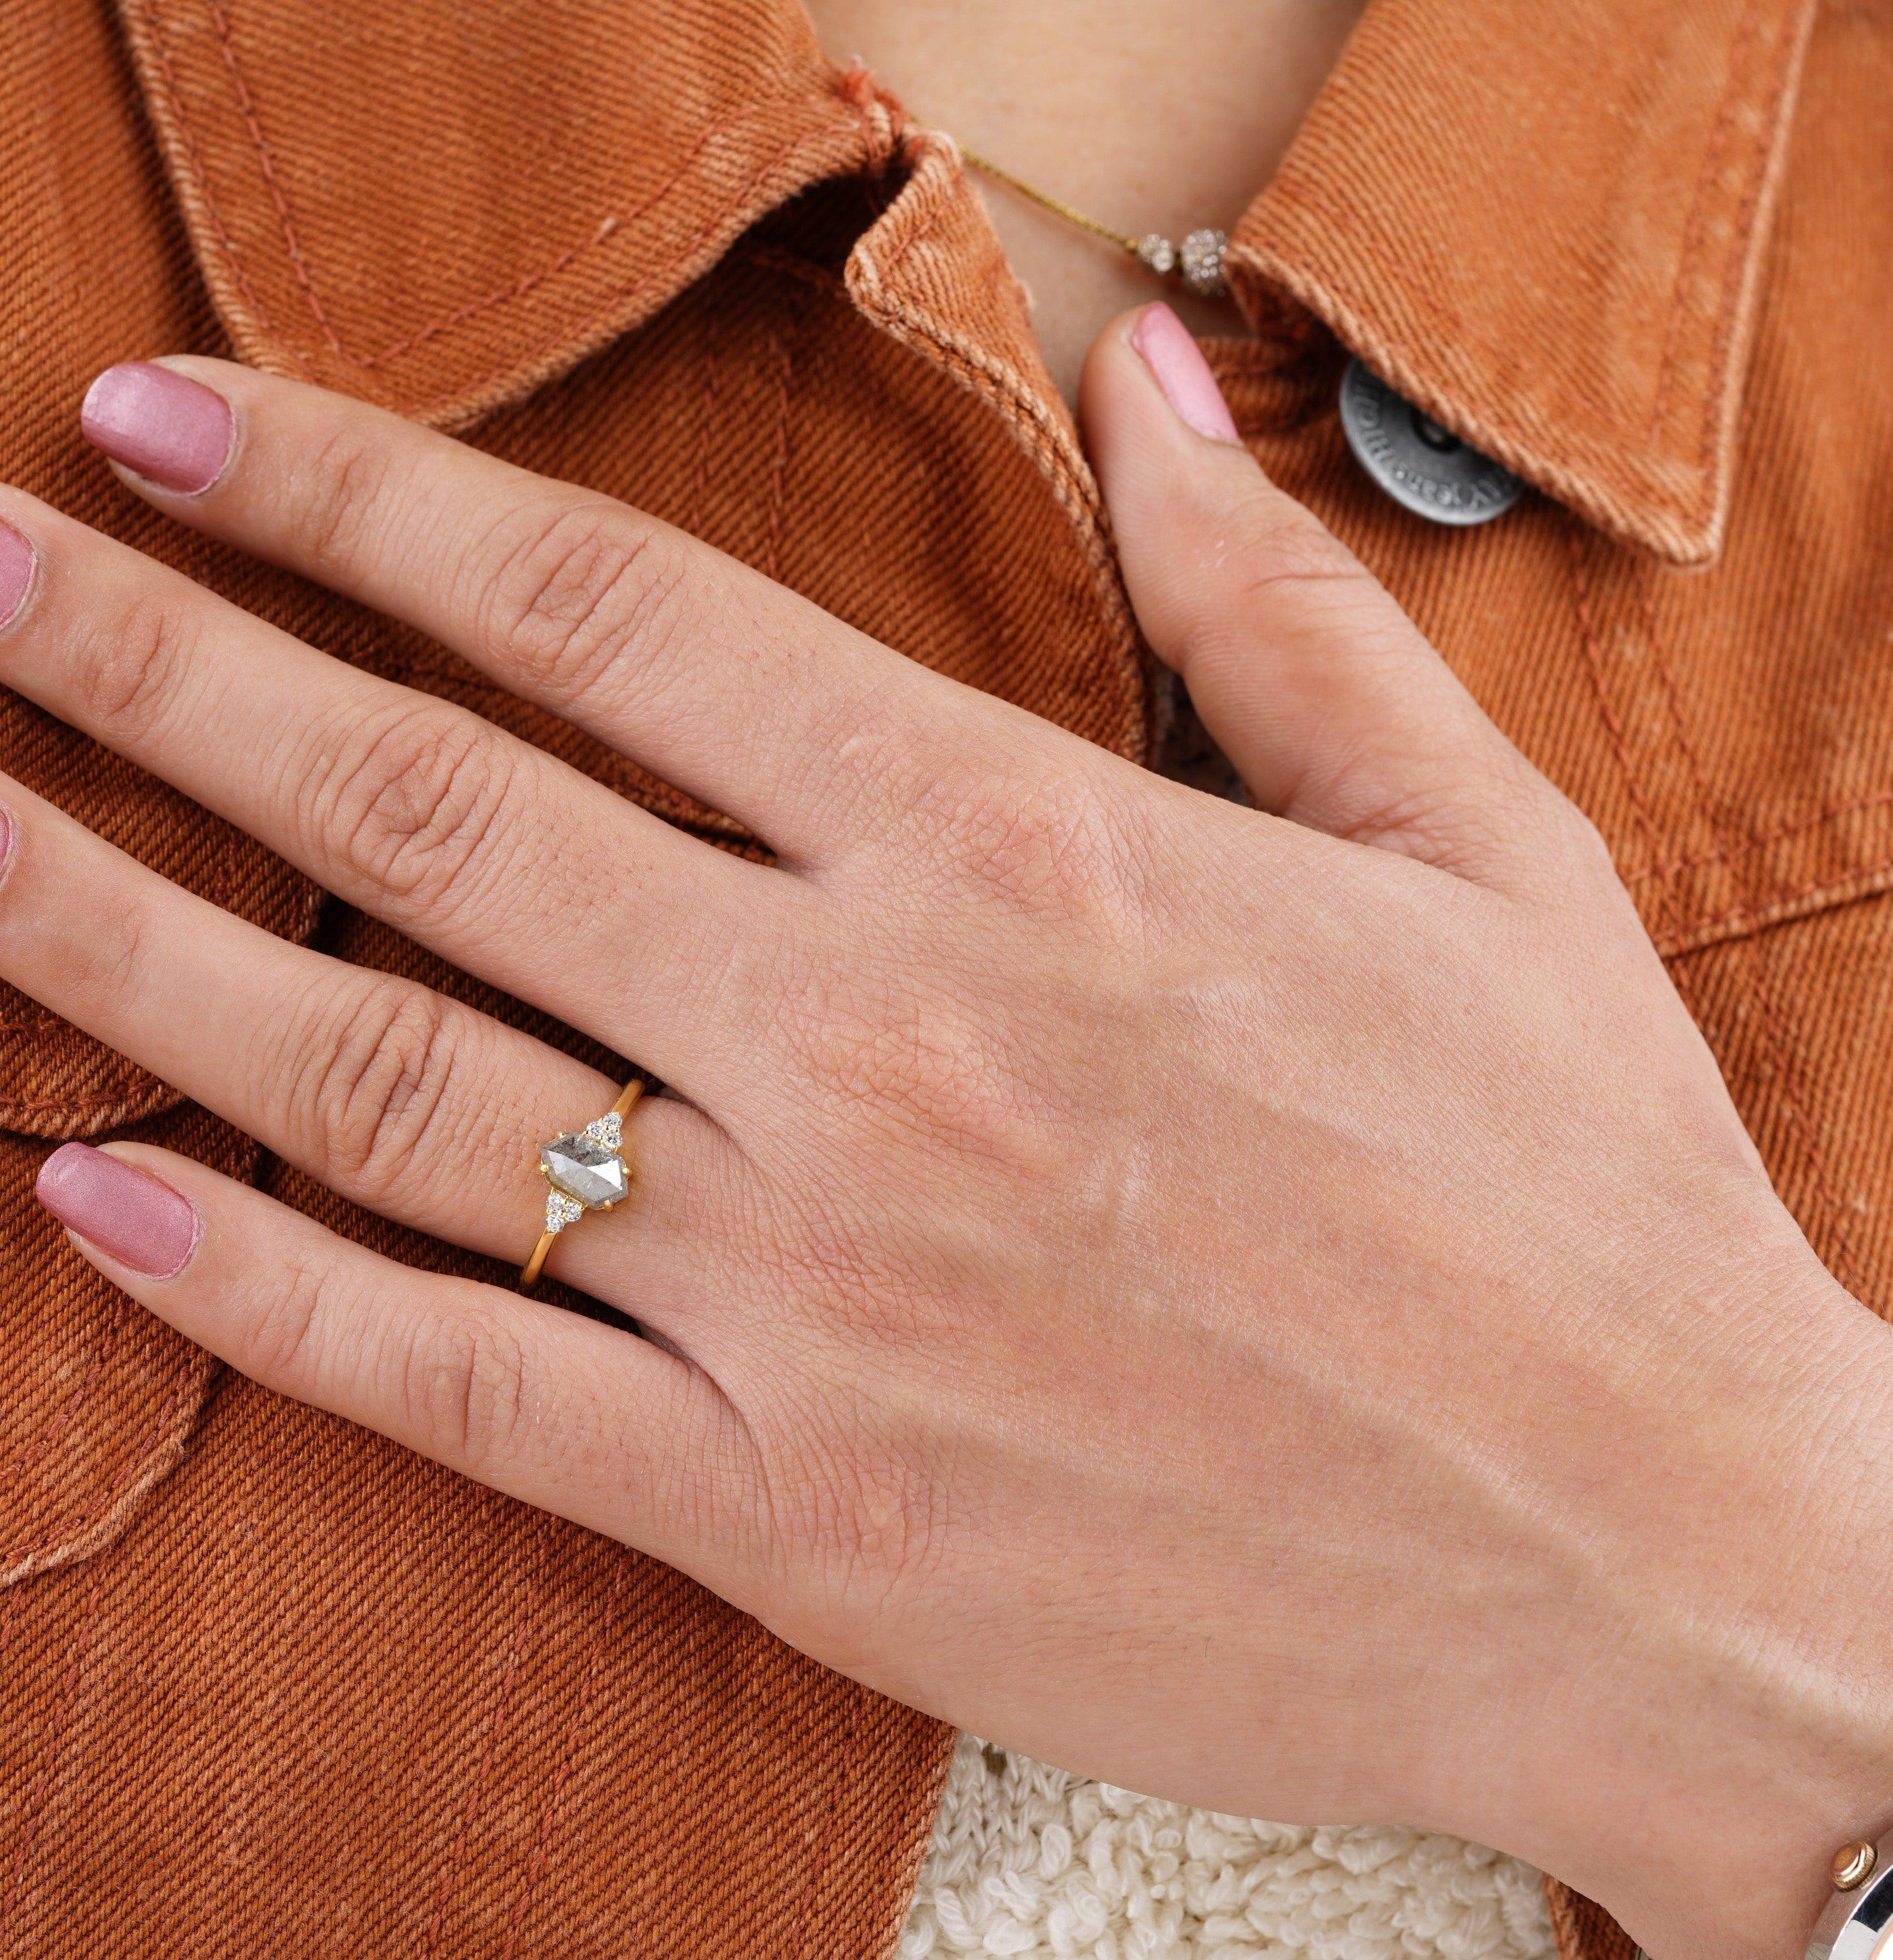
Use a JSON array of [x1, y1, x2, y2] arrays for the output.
[[544, 1190, 584, 1234], [1179, 229, 1228, 299], [1135, 232, 1176, 278], [583, 1111, 624, 1150]]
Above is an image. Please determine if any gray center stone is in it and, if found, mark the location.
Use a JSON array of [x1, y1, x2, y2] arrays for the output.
[[539, 1133, 628, 1210]]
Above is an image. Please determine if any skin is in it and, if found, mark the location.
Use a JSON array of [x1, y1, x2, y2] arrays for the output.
[[1, 58, 1890, 1945], [801, 0, 1372, 399]]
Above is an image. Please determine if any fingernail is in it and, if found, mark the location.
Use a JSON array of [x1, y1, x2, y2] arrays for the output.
[[0, 803, 14, 881], [0, 519, 34, 629], [1129, 304, 1242, 446], [81, 362, 234, 495], [36, 1143, 201, 1280]]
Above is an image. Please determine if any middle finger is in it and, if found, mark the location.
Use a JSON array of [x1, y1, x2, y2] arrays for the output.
[[0, 485, 806, 1103]]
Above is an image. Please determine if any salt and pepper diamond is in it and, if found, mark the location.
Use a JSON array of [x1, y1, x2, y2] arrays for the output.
[[1179, 228, 1228, 299], [538, 1115, 632, 1225]]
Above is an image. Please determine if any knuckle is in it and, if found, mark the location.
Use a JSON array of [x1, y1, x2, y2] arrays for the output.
[[902, 756, 1149, 933], [69, 593, 193, 744], [293, 978, 460, 1206], [1174, 491, 1389, 670], [476, 498, 696, 708], [402, 1307, 529, 1474], [242, 1253, 334, 1400], [1224, 493, 1373, 607], [285, 425, 401, 579], [56, 883, 157, 1016], [311, 699, 517, 910]]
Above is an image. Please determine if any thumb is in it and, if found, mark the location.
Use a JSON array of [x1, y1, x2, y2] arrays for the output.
[[1080, 303, 1585, 894]]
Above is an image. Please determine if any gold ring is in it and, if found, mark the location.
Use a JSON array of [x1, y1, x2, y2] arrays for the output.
[[518, 1079, 644, 1286]]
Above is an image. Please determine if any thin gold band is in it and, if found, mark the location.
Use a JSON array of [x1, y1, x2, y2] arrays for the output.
[[519, 1079, 645, 1287]]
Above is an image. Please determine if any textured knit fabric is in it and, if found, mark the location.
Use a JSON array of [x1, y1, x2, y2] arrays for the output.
[[903, 1738, 1556, 1960], [1, 1, 1888, 1956]]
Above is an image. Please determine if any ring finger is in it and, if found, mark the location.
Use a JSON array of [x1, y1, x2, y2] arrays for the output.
[[0, 483, 806, 1107], [0, 777, 735, 1314]]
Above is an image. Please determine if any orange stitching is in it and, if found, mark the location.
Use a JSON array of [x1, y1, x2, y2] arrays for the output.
[[1563, 523, 1691, 954], [881, 160, 962, 283], [0, 1083, 169, 1115], [0, 1562, 110, 1932], [1253, 3, 1802, 542], [768, 321, 795, 576], [1639, 575, 1867, 1295], [134, 0, 312, 379], [1625, 786, 1893, 887], [200, 0, 344, 354], [1691, 0, 1807, 497], [0, 1300, 131, 1500], [387, 124, 844, 420], [1664, 859, 1893, 942], [497, 1556, 625, 1957], [363, 113, 835, 373], [424, 1528, 547, 1953], [161, 0, 856, 378], [1646, 0, 1771, 440], [849, 279, 1148, 757], [2, 1363, 197, 1572]]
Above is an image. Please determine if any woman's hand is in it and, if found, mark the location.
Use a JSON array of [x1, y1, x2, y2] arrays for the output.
[[2, 310, 1886, 1960]]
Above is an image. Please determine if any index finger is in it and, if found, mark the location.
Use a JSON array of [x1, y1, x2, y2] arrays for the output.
[[81, 356, 1029, 864]]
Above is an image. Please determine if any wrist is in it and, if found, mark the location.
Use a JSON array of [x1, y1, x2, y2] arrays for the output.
[[1451, 1239, 1893, 1959]]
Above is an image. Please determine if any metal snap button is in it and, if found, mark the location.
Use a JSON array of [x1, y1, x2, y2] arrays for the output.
[[1338, 357, 1523, 526]]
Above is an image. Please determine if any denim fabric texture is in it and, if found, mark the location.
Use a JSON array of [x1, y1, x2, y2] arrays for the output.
[[1, 1, 1888, 1955]]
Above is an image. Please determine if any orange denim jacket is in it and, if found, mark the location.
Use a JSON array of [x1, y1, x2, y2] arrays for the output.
[[1, 2, 1886, 1955]]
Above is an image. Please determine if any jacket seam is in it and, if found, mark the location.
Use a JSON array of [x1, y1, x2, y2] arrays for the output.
[[201, 0, 344, 355], [0, 1560, 113, 1931], [1624, 784, 1893, 886], [1658, 860, 1893, 953], [1563, 523, 1696, 960], [1234, 0, 1805, 560], [128, 0, 312, 378], [0, 1301, 131, 1509], [164, 0, 855, 380], [390, 119, 860, 426], [1646, 0, 1772, 441], [0, 1356, 207, 1588], [1635, 564, 1869, 1293]]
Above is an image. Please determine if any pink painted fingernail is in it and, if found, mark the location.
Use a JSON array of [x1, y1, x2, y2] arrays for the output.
[[81, 362, 234, 495], [0, 519, 34, 629], [1130, 304, 1242, 446], [36, 1143, 202, 1280]]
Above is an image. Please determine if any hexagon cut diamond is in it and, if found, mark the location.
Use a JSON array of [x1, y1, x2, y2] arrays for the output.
[[539, 1132, 629, 1210]]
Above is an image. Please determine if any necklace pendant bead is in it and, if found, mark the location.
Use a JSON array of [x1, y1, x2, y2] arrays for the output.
[[1180, 228, 1229, 299], [1135, 232, 1177, 278]]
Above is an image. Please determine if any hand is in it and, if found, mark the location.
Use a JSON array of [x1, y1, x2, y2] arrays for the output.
[[2, 310, 1887, 1960]]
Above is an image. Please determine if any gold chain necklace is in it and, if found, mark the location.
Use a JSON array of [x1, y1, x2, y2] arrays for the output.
[[961, 148, 1231, 301]]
